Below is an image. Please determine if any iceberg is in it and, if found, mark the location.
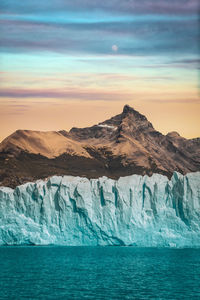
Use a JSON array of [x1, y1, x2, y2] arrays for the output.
[[0, 172, 200, 247]]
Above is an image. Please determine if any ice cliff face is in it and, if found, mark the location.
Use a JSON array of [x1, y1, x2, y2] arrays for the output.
[[0, 172, 200, 247]]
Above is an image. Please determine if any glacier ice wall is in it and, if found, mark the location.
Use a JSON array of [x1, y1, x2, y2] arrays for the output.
[[0, 172, 200, 247]]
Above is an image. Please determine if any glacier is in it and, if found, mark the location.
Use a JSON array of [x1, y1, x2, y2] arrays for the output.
[[0, 172, 200, 247]]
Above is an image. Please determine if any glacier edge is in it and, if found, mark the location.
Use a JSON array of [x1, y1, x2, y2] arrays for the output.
[[0, 172, 200, 247]]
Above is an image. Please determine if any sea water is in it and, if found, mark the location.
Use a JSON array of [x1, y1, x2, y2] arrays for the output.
[[0, 246, 199, 299]]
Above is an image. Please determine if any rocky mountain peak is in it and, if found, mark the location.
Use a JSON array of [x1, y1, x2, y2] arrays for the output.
[[122, 104, 135, 114], [0, 104, 199, 188], [122, 105, 148, 122], [101, 105, 149, 128], [118, 105, 154, 136]]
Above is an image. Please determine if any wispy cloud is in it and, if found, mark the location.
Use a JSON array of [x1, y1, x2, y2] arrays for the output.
[[146, 98, 200, 104], [0, 88, 134, 101], [0, 0, 198, 15], [168, 58, 200, 69], [0, 1, 198, 58]]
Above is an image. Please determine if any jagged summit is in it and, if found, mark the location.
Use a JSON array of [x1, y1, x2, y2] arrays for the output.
[[122, 104, 146, 119], [97, 105, 150, 132], [0, 105, 199, 188], [123, 104, 147, 120], [68, 105, 155, 145], [123, 104, 135, 114]]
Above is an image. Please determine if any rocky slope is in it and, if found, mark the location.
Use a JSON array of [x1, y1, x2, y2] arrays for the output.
[[0, 105, 199, 187], [0, 172, 200, 246]]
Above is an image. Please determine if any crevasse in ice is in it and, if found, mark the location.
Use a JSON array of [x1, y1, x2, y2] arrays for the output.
[[0, 172, 200, 247]]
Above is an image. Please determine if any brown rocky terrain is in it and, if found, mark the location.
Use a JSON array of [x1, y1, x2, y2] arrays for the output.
[[0, 105, 199, 188]]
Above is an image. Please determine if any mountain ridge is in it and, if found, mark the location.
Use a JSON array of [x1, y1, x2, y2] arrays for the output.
[[0, 105, 199, 188]]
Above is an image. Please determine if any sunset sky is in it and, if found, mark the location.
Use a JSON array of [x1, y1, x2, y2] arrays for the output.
[[0, 0, 199, 141]]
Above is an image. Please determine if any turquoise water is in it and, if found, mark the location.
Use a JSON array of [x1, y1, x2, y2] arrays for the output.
[[0, 247, 199, 299]]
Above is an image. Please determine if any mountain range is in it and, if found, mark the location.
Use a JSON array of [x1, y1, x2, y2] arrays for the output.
[[0, 105, 199, 188]]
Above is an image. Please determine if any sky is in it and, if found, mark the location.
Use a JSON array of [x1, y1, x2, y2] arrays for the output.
[[0, 0, 199, 141]]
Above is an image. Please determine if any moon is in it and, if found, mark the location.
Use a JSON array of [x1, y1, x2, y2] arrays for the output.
[[112, 45, 118, 52]]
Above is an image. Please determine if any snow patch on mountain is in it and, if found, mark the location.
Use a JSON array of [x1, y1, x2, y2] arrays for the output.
[[97, 124, 117, 130]]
